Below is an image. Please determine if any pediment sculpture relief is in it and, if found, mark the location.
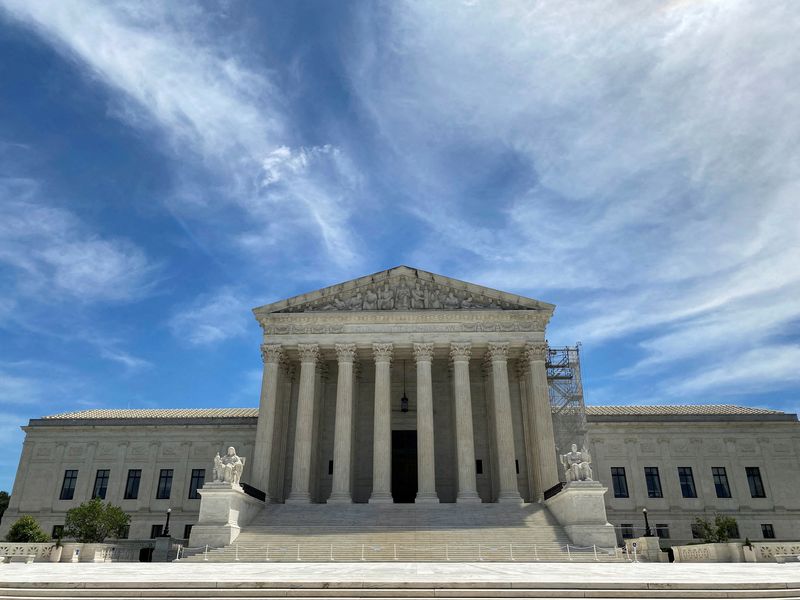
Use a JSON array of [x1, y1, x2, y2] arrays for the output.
[[277, 276, 524, 313]]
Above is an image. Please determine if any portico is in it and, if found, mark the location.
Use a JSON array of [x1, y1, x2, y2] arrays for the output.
[[249, 266, 561, 505]]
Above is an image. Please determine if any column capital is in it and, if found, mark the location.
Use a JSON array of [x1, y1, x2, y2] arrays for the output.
[[335, 343, 357, 363], [449, 342, 472, 362], [260, 343, 284, 364], [297, 343, 320, 364], [524, 342, 548, 363], [487, 342, 510, 362], [373, 342, 393, 363], [413, 342, 434, 362]]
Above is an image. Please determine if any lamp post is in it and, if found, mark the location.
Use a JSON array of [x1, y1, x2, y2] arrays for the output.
[[642, 507, 652, 537], [163, 508, 172, 537]]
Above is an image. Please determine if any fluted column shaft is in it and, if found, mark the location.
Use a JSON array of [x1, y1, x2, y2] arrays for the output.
[[414, 343, 439, 503], [525, 342, 560, 497], [369, 343, 394, 503], [287, 344, 319, 504], [252, 344, 283, 497], [488, 342, 523, 503], [329, 344, 357, 503], [451, 343, 481, 503]]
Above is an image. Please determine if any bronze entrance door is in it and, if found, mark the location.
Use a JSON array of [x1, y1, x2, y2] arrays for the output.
[[391, 430, 418, 503]]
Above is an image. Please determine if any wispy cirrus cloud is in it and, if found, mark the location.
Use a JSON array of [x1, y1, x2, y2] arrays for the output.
[[347, 0, 800, 398], [0, 0, 363, 272], [168, 287, 253, 346]]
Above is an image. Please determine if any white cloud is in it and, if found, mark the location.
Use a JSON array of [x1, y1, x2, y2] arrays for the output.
[[347, 0, 800, 397], [168, 288, 252, 346], [0, 0, 362, 270], [0, 182, 157, 303]]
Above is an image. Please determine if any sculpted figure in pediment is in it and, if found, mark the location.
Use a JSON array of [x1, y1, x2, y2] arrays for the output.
[[430, 287, 443, 309], [378, 283, 395, 310], [411, 282, 426, 309], [444, 290, 461, 309], [363, 286, 378, 310], [347, 291, 363, 310], [396, 280, 411, 309]]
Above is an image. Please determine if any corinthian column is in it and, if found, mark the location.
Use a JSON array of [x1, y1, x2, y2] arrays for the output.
[[252, 343, 283, 497], [369, 342, 394, 503], [329, 343, 357, 503], [287, 343, 319, 504], [524, 342, 559, 496], [487, 342, 523, 503], [414, 342, 439, 503], [450, 342, 481, 503]]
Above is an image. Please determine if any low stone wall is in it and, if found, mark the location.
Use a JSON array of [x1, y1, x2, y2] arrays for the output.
[[0, 540, 154, 562], [0, 542, 57, 561], [672, 542, 744, 563], [745, 542, 800, 563]]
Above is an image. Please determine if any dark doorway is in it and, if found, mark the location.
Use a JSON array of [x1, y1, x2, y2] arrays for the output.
[[392, 430, 417, 503]]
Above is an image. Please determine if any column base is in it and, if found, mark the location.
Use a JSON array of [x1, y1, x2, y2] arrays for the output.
[[368, 492, 393, 504], [285, 492, 312, 504], [415, 492, 440, 504], [327, 493, 353, 504], [456, 492, 482, 503], [497, 491, 524, 504]]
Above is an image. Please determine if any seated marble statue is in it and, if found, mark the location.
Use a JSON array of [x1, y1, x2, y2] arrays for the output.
[[213, 446, 245, 487], [560, 443, 593, 483]]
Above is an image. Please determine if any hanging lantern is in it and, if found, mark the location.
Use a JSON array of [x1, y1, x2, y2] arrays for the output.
[[400, 359, 409, 413]]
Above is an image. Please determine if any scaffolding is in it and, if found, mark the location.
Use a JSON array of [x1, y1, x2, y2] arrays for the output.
[[547, 345, 588, 481]]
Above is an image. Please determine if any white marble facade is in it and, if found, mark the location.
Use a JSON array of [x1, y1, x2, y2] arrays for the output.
[[1, 267, 799, 546]]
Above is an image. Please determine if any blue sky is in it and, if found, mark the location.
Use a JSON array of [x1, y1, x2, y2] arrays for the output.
[[0, 1, 798, 491]]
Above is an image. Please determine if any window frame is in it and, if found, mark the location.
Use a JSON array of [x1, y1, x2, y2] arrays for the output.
[[655, 523, 670, 539], [150, 524, 163, 539], [156, 469, 173, 500], [620, 523, 634, 539], [761, 523, 775, 539], [712, 466, 732, 499], [677, 466, 697, 498], [92, 469, 110, 500], [59, 470, 78, 500], [746, 467, 766, 498], [188, 468, 205, 500], [611, 467, 629, 498], [124, 469, 141, 500], [644, 466, 663, 498]]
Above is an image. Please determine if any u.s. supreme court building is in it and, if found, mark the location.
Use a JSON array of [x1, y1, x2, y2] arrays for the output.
[[2, 266, 799, 557]]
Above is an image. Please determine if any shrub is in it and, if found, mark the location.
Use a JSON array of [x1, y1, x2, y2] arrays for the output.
[[693, 514, 739, 543], [5, 515, 49, 543], [64, 498, 130, 543]]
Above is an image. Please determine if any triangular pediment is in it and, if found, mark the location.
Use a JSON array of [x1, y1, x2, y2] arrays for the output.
[[253, 266, 554, 315]]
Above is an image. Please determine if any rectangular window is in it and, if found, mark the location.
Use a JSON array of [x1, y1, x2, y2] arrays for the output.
[[51, 525, 64, 539], [761, 524, 775, 539], [118, 525, 129, 539], [656, 523, 670, 539], [92, 469, 110, 499], [150, 524, 163, 539], [124, 469, 141, 500], [621, 524, 634, 539], [678, 467, 697, 498], [729, 522, 740, 539], [183, 524, 193, 540], [156, 469, 173, 500], [746, 467, 766, 498], [611, 467, 629, 498], [644, 467, 663, 498], [188, 469, 205, 500], [59, 470, 78, 500], [476, 459, 483, 475], [712, 467, 732, 498], [691, 523, 702, 539]]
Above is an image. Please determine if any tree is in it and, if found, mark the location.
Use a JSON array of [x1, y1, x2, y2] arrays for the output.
[[5, 515, 49, 543], [64, 498, 130, 543], [694, 514, 739, 543], [0, 491, 9, 520]]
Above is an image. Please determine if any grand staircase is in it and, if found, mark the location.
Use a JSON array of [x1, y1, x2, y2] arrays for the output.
[[180, 502, 621, 562]]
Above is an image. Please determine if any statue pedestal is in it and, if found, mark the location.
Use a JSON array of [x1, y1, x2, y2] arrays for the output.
[[545, 481, 617, 548], [188, 482, 264, 548]]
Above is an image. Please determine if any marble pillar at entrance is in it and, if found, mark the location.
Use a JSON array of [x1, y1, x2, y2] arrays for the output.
[[413, 342, 439, 503], [450, 342, 481, 503], [487, 342, 523, 503], [287, 343, 319, 503], [369, 342, 394, 503], [524, 342, 560, 496], [328, 343, 356, 503], [252, 343, 283, 497]]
